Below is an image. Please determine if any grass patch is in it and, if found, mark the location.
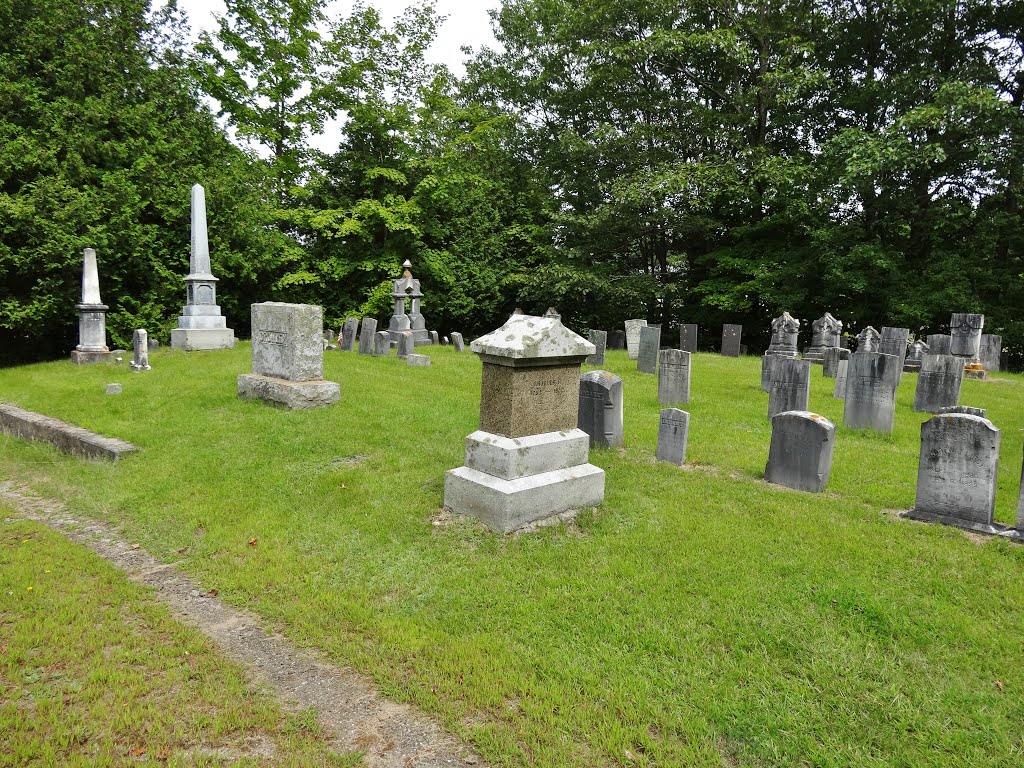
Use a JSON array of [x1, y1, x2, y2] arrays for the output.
[[1, 345, 1023, 767]]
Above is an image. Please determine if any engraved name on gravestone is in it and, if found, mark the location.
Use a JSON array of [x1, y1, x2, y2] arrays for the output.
[[577, 371, 624, 448], [586, 330, 607, 367], [656, 408, 689, 465], [358, 318, 377, 355], [768, 358, 810, 419], [637, 326, 661, 375], [926, 334, 952, 355], [843, 352, 900, 433], [658, 349, 691, 406], [765, 411, 835, 493], [910, 413, 1000, 532], [624, 319, 647, 360], [979, 334, 1002, 372], [833, 359, 849, 400], [913, 354, 963, 413], [766, 312, 800, 358], [950, 313, 984, 358], [856, 326, 881, 353], [373, 330, 390, 356], [721, 324, 742, 357], [805, 313, 842, 363], [822, 346, 850, 379], [680, 324, 697, 354]]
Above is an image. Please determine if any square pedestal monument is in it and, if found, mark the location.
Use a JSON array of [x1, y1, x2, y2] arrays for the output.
[[238, 302, 340, 410], [444, 314, 605, 532]]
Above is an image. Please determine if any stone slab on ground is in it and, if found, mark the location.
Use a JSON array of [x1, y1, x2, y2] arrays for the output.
[[237, 374, 340, 410], [406, 354, 431, 366], [0, 403, 139, 461]]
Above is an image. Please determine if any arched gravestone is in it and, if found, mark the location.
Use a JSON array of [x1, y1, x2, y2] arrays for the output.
[[766, 312, 800, 358], [577, 371, 623, 448], [905, 412, 1002, 535], [856, 326, 881, 352], [624, 319, 647, 360], [805, 313, 842, 363], [373, 331, 390, 356], [658, 349, 691, 405], [767, 358, 810, 419], [913, 354, 963, 413], [765, 411, 836, 492], [843, 352, 900, 433]]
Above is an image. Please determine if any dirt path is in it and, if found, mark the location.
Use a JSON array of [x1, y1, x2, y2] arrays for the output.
[[0, 481, 486, 768]]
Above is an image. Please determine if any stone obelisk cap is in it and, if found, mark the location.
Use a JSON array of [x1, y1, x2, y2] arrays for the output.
[[471, 313, 595, 368]]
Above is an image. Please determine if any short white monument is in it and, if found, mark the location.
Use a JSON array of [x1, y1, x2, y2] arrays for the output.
[[70, 248, 113, 365]]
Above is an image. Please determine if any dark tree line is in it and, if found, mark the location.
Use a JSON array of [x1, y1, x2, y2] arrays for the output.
[[1, 0, 1021, 366]]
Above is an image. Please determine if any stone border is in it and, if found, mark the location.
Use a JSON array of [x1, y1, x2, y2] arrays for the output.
[[0, 403, 139, 461]]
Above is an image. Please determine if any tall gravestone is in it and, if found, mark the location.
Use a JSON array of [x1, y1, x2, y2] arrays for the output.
[[765, 411, 835, 492], [856, 326, 881, 353], [577, 371, 624, 448], [766, 312, 800, 358], [658, 350, 691, 405], [444, 314, 604, 532], [843, 352, 900, 433], [913, 354, 963, 413], [70, 248, 113, 365], [586, 330, 607, 366], [721, 324, 742, 357], [680, 324, 697, 353], [903, 339, 928, 372], [833, 359, 849, 400], [388, 260, 430, 346], [358, 318, 377, 355], [879, 327, 911, 377], [949, 313, 984, 360], [237, 303, 340, 409], [170, 184, 235, 351], [129, 330, 151, 372], [804, 313, 842, 363], [979, 334, 1002, 372], [637, 326, 661, 374], [340, 318, 359, 352], [768, 358, 811, 419], [624, 319, 647, 360], [656, 408, 689, 465], [926, 334, 952, 355], [822, 346, 849, 379], [906, 413, 1001, 534], [761, 354, 783, 392]]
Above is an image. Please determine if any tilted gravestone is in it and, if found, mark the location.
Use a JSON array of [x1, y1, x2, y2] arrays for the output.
[[577, 371, 623, 448], [607, 330, 626, 350], [238, 302, 340, 409], [822, 346, 849, 379], [950, 313, 984, 359], [637, 326, 661, 374], [856, 326, 881, 353], [766, 311, 800, 358], [373, 330, 390, 356], [768, 358, 810, 419], [833, 359, 849, 400], [451, 332, 465, 352], [804, 313, 842, 363], [658, 349, 691, 406], [624, 319, 647, 360], [358, 317, 377, 355], [913, 354, 963, 413], [843, 352, 900, 433], [586, 330, 607, 367], [979, 334, 1002, 372], [129, 329, 151, 372], [680, 324, 697, 353], [926, 334, 952, 355], [340, 317, 359, 351], [721, 324, 742, 357], [444, 314, 604, 532], [765, 411, 835, 493], [656, 408, 689, 465], [906, 412, 1001, 534], [429, 330, 440, 345], [397, 331, 415, 359], [879, 327, 911, 379]]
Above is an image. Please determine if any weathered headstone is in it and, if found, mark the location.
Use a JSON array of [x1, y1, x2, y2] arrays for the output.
[[804, 313, 842, 363], [761, 354, 783, 392], [680, 324, 697, 354], [586, 330, 607, 366], [766, 311, 800, 358], [856, 326, 881, 353], [979, 334, 1002, 372], [442, 336, 449, 345], [407, 353, 431, 367], [129, 330, 151, 372], [397, 331, 414, 359], [721, 324, 742, 357], [765, 411, 836, 492], [147, 338, 159, 351], [939, 405, 985, 417], [170, 184, 235, 351], [950, 312, 984, 359], [71, 248, 114, 365], [340, 318, 359, 352], [357, 318, 377, 355], [451, 332, 465, 352], [833, 359, 849, 400], [879, 327, 911, 376], [906, 412, 1000, 533], [624, 319, 647, 360], [577, 371, 623, 448], [903, 339, 928, 372], [768, 358, 810, 419], [926, 334, 952, 355], [373, 331, 390, 356], [637, 326, 661, 374], [656, 408, 689, 465], [430, 330, 440, 345], [608, 330, 626, 350], [444, 315, 604, 532], [843, 352, 899, 433], [913, 354, 963, 413], [822, 346, 850, 379], [237, 303, 341, 409], [658, 349, 691, 405]]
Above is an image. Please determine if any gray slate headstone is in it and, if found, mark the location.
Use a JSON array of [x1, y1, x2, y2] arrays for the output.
[[251, 302, 324, 381], [577, 371, 624, 448], [833, 359, 849, 400], [950, 313, 984, 358], [586, 330, 607, 366], [358, 317, 377, 355], [658, 349, 691, 405], [625, 319, 647, 360], [879, 327, 910, 378], [397, 331, 415, 359], [926, 334, 952, 355], [913, 354, 963, 413], [147, 338, 159, 351], [903, 340, 928, 372], [768, 358, 811, 419], [843, 352, 900, 433], [130, 329, 150, 372], [407, 353, 431, 366], [721, 324, 742, 357], [857, 326, 880, 352], [939, 405, 985, 417], [608, 330, 626, 350], [430, 330, 439, 345], [822, 346, 849, 379], [913, 413, 999, 529], [979, 334, 1002, 372], [637, 326, 661, 374], [373, 331, 390, 356], [656, 408, 689, 465], [680, 324, 697, 353], [340, 317, 359, 351], [765, 411, 835, 492], [451, 332, 465, 352], [766, 312, 800, 357], [761, 354, 784, 392]]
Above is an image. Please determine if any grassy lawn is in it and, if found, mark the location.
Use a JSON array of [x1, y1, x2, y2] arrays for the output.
[[1, 343, 1023, 767], [0, 514, 359, 767]]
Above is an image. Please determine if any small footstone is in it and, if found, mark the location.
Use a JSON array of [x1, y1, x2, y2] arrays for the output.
[[656, 408, 689, 465], [407, 354, 431, 367], [105, 383, 122, 395], [765, 411, 835, 492]]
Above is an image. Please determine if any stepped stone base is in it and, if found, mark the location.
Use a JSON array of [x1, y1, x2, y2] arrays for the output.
[[70, 350, 114, 365], [171, 328, 235, 351], [237, 374, 339, 410]]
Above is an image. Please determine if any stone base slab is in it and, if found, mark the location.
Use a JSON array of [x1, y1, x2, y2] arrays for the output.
[[464, 429, 590, 481], [444, 464, 605, 533], [70, 350, 114, 365], [171, 328, 236, 351], [902, 509, 1011, 537], [237, 374, 340, 410], [0, 403, 139, 461]]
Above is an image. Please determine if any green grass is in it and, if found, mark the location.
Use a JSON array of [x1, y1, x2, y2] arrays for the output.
[[0, 514, 360, 767], [1, 344, 1023, 767]]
